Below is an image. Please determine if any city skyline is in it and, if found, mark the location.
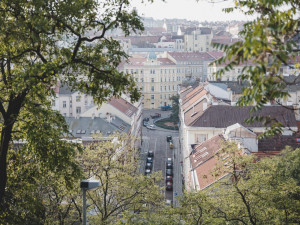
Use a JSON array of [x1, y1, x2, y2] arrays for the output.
[[132, 0, 255, 22]]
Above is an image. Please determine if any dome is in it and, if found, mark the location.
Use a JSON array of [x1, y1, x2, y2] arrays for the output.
[[148, 52, 157, 60]]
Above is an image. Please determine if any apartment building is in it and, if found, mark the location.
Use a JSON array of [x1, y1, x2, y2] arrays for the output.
[[121, 53, 184, 109], [184, 27, 213, 52]]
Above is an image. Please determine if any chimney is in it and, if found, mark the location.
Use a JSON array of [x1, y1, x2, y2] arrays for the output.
[[203, 102, 207, 111]]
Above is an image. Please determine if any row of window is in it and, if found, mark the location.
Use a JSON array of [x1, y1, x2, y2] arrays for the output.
[[150, 94, 174, 100], [127, 67, 201, 75], [135, 76, 182, 82]]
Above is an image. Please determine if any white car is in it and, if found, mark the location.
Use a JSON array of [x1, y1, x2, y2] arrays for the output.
[[146, 124, 156, 130]]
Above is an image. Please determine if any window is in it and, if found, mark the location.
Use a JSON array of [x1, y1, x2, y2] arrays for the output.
[[153, 70, 155, 74], [160, 86, 162, 91], [141, 69, 143, 74], [151, 95, 154, 100], [76, 107, 81, 114], [173, 85, 175, 90], [52, 101, 56, 107], [131, 69, 133, 74], [160, 94, 162, 99], [151, 78, 154, 82], [85, 99, 88, 105], [76, 96, 81, 102], [136, 78, 138, 82], [141, 78, 144, 82], [63, 101, 66, 108], [238, 68, 241, 73], [70, 103, 72, 108], [169, 85, 170, 90], [151, 86, 154, 91], [165, 86, 166, 91], [195, 134, 207, 143]]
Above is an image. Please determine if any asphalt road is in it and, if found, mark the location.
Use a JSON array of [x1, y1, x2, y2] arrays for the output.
[[140, 109, 182, 206]]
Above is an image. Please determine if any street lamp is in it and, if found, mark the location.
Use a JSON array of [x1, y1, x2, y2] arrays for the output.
[[80, 179, 100, 225]]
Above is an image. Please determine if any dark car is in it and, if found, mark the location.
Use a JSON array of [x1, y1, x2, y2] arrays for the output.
[[145, 169, 151, 175], [166, 176, 173, 182], [147, 157, 153, 163], [145, 162, 152, 169], [166, 136, 172, 142], [166, 182, 173, 191], [148, 151, 154, 157], [166, 163, 172, 169], [143, 117, 149, 122], [166, 169, 173, 176]]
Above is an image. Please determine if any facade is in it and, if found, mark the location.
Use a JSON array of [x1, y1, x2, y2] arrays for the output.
[[184, 27, 213, 52], [121, 53, 184, 109]]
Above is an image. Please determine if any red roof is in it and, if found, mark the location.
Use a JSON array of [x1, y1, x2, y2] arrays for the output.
[[253, 151, 281, 160], [108, 97, 137, 117]]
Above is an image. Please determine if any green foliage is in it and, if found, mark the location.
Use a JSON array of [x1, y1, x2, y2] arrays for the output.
[[175, 143, 300, 225], [170, 94, 180, 123], [78, 134, 164, 224], [0, 0, 149, 206], [212, 0, 300, 136]]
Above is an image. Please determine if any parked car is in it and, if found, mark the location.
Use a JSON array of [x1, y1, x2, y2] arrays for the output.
[[169, 141, 174, 149], [147, 157, 153, 163], [145, 169, 151, 175], [146, 162, 152, 170], [167, 158, 173, 165], [166, 175, 173, 182], [148, 151, 154, 157], [166, 136, 172, 142], [166, 163, 172, 169], [150, 113, 161, 119], [166, 182, 173, 191], [166, 168, 173, 176], [143, 121, 149, 127], [143, 117, 149, 122], [146, 124, 156, 130]]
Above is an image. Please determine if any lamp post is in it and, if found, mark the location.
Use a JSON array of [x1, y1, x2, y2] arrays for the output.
[[80, 179, 100, 225]]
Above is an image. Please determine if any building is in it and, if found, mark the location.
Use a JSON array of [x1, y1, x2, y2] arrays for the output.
[[184, 27, 213, 52], [179, 84, 298, 191], [120, 53, 184, 109]]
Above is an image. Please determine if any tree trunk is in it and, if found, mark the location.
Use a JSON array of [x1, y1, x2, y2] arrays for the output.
[[0, 123, 14, 203]]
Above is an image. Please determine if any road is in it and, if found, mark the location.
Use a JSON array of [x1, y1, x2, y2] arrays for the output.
[[140, 109, 182, 206]]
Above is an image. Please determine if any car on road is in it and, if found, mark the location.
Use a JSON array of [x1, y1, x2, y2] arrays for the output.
[[166, 199, 173, 206], [148, 151, 154, 157], [143, 121, 149, 127], [166, 163, 172, 169], [145, 169, 151, 175], [166, 175, 173, 182], [146, 124, 156, 130], [143, 117, 149, 122], [145, 162, 152, 170], [166, 136, 172, 142], [169, 141, 174, 149], [146, 157, 153, 163], [166, 182, 173, 191], [167, 158, 173, 165], [166, 168, 173, 176], [150, 113, 161, 119]]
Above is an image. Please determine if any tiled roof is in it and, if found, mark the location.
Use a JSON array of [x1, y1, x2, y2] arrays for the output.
[[157, 58, 176, 65], [182, 87, 207, 111], [59, 84, 76, 95], [253, 151, 281, 160], [258, 134, 300, 151], [168, 52, 215, 62], [108, 97, 138, 118], [207, 51, 225, 60], [65, 117, 130, 138], [126, 57, 147, 65], [190, 134, 224, 170], [189, 105, 297, 128]]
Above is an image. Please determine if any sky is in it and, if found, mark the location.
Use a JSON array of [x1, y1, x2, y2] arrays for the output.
[[131, 0, 253, 22]]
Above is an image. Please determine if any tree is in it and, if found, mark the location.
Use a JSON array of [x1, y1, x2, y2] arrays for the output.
[[170, 94, 179, 123], [174, 143, 300, 224], [78, 134, 164, 224], [212, 0, 300, 137], [0, 0, 146, 203]]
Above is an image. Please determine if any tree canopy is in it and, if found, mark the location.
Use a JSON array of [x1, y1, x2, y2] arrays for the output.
[[213, 0, 300, 137], [0, 0, 147, 204]]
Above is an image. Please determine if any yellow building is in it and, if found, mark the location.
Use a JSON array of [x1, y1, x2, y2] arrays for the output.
[[122, 53, 185, 109]]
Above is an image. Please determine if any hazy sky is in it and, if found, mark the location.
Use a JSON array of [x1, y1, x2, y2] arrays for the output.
[[131, 0, 253, 22]]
